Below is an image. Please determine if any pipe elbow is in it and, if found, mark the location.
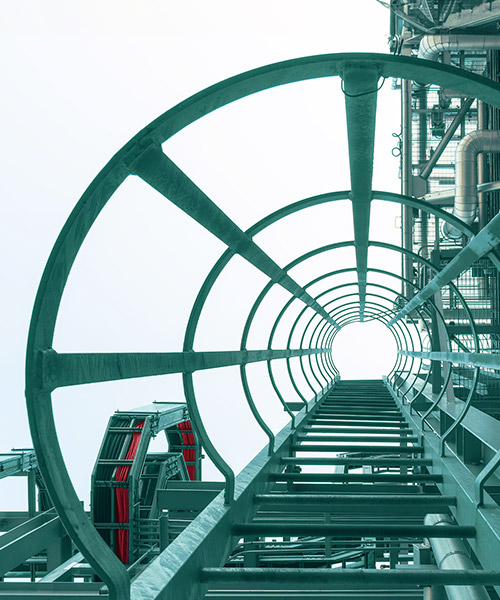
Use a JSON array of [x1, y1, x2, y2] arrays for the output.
[[418, 35, 447, 60], [418, 34, 462, 60], [442, 221, 463, 240], [418, 34, 500, 61], [443, 130, 500, 239]]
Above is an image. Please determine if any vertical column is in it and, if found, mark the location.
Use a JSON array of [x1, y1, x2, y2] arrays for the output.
[[402, 75, 414, 302]]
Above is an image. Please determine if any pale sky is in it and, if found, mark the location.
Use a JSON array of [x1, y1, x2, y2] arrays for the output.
[[1, 1, 403, 508]]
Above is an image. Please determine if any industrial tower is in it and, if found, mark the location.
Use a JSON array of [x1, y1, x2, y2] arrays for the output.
[[2, 2, 500, 599]]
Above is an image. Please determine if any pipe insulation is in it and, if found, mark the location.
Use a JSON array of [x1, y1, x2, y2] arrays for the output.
[[418, 35, 500, 61], [417, 34, 500, 239], [424, 514, 490, 600], [444, 130, 500, 238]]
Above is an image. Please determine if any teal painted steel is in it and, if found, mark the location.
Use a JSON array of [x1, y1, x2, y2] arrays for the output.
[[200, 568, 500, 586], [388, 208, 500, 326], [0, 451, 37, 480], [343, 66, 379, 319], [22, 51, 500, 599], [401, 350, 500, 370], [38, 348, 329, 391]]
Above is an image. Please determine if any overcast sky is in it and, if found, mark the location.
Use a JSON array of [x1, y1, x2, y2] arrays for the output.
[[1, 1, 403, 508]]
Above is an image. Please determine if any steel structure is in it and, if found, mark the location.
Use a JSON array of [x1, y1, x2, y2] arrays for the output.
[[2, 3, 500, 599]]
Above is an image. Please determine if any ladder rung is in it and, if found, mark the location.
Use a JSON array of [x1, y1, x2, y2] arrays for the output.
[[255, 493, 455, 505], [108, 427, 145, 433], [292, 444, 423, 453], [320, 408, 399, 413], [322, 406, 395, 410], [200, 568, 500, 586], [296, 435, 419, 443], [281, 457, 432, 466], [312, 415, 404, 421], [269, 473, 442, 483], [232, 522, 475, 538], [321, 404, 396, 409], [310, 419, 408, 427], [93, 481, 129, 488], [169, 445, 198, 449], [302, 427, 411, 433], [97, 459, 134, 465]]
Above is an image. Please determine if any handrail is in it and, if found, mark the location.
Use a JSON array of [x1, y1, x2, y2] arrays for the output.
[[476, 449, 500, 507]]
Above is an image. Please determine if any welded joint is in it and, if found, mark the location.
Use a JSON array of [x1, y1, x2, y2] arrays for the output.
[[475, 448, 500, 507], [36, 348, 59, 393], [340, 63, 383, 96]]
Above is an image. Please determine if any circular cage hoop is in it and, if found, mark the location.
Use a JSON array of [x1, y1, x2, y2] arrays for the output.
[[25, 53, 499, 599]]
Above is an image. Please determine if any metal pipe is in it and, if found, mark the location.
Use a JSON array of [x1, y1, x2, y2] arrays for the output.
[[418, 34, 500, 237], [444, 130, 500, 238], [424, 514, 490, 600], [424, 181, 500, 204], [477, 101, 488, 229], [420, 98, 475, 180], [424, 583, 445, 600], [418, 35, 500, 61]]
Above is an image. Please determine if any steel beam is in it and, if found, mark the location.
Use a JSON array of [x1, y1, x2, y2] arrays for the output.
[[400, 350, 500, 370], [131, 145, 340, 331], [388, 209, 500, 326], [0, 513, 64, 577], [420, 98, 475, 180], [444, 0, 500, 28], [0, 582, 104, 598], [0, 511, 31, 531], [401, 75, 413, 302], [0, 451, 37, 479], [342, 65, 378, 321], [36, 347, 329, 391], [39, 552, 84, 583]]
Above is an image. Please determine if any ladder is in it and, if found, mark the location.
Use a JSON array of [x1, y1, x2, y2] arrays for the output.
[[131, 380, 499, 599]]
